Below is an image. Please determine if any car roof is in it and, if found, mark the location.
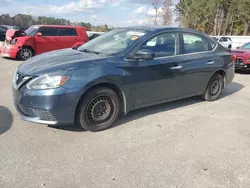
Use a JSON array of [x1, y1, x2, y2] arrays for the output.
[[32, 25, 85, 29], [121, 26, 208, 36]]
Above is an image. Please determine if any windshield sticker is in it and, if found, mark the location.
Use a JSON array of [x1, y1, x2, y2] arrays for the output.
[[131, 35, 139, 40], [126, 31, 146, 37]]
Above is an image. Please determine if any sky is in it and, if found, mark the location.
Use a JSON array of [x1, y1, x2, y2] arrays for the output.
[[0, 0, 179, 27]]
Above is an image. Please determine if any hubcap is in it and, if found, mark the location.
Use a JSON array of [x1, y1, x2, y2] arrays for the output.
[[20, 48, 32, 60], [210, 80, 220, 95], [87, 96, 114, 124]]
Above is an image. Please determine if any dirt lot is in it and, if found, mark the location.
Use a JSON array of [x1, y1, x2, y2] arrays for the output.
[[0, 57, 250, 188]]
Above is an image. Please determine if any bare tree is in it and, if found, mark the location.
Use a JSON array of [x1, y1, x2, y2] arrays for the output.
[[162, 0, 172, 25], [152, 0, 161, 25]]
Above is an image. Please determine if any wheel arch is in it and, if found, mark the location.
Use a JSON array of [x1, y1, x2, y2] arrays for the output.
[[213, 69, 226, 88], [21, 45, 35, 52], [75, 82, 127, 122], [16, 45, 35, 59]]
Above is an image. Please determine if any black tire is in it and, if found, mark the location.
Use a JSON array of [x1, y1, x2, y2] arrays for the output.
[[76, 87, 121, 132], [17, 47, 34, 60], [201, 73, 224, 101], [228, 45, 232, 49]]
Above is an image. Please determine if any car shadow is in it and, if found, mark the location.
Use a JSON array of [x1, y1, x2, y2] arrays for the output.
[[235, 70, 250, 74], [220, 81, 244, 98], [2, 57, 22, 62], [49, 82, 244, 132], [0, 106, 13, 135]]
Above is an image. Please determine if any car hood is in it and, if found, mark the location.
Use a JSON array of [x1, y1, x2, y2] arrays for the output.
[[18, 48, 109, 75], [5, 29, 26, 41], [231, 49, 250, 56]]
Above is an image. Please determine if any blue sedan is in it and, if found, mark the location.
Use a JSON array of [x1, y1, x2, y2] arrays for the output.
[[12, 26, 235, 131]]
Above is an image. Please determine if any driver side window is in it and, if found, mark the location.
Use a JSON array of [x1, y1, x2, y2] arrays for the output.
[[140, 33, 179, 58]]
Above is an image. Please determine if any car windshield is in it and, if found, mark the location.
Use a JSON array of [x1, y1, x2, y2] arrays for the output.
[[241, 43, 250, 49], [78, 29, 147, 55], [25, 26, 39, 36]]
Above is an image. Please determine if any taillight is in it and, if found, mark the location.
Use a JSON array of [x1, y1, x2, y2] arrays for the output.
[[232, 54, 236, 62]]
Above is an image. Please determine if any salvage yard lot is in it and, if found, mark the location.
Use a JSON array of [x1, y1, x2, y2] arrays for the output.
[[0, 57, 250, 188]]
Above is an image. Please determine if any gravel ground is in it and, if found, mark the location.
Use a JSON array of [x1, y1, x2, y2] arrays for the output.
[[0, 57, 250, 188]]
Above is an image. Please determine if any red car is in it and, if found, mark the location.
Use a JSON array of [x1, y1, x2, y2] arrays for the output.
[[231, 42, 250, 71], [0, 25, 88, 60]]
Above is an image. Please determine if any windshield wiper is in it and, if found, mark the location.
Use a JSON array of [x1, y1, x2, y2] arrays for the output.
[[79, 49, 100, 54]]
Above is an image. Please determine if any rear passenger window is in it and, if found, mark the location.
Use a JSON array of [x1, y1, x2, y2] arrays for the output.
[[59, 28, 78, 36], [208, 39, 216, 50], [220, 37, 228, 42], [40, 28, 58, 36], [183, 33, 208, 54]]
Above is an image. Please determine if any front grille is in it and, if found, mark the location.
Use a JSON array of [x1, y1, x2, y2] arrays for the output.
[[18, 104, 29, 116], [33, 109, 57, 122]]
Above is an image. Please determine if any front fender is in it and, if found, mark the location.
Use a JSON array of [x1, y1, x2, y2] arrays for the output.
[[63, 66, 131, 113], [18, 37, 35, 51]]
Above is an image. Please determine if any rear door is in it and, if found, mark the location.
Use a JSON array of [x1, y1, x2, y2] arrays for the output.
[[35, 27, 59, 54], [58, 28, 78, 49], [180, 32, 221, 95]]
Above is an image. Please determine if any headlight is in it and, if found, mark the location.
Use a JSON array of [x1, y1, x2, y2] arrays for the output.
[[26, 75, 70, 90], [11, 39, 18, 45], [245, 58, 250, 63]]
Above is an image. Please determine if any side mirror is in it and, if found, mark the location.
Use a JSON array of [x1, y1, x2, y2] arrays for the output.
[[135, 49, 155, 60], [36, 32, 42, 37]]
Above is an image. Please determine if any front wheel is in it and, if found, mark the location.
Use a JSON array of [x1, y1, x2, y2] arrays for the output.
[[201, 74, 224, 101], [17, 47, 34, 60], [76, 87, 121, 132]]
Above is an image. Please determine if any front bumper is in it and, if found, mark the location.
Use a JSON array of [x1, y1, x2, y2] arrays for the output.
[[12, 84, 82, 125], [234, 58, 250, 70], [0, 43, 19, 59]]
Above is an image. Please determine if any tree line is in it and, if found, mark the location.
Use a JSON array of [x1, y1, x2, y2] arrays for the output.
[[174, 0, 250, 35], [0, 14, 113, 32]]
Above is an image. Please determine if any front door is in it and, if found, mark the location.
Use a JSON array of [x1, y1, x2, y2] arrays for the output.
[[35, 27, 60, 54], [127, 32, 184, 108]]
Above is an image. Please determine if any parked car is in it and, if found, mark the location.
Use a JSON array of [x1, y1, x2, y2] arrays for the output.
[[12, 27, 235, 132], [231, 42, 250, 71], [0, 25, 7, 41], [212, 36, 232, 49], [0, 25, 88, 60], [1, 25, 26, 31]]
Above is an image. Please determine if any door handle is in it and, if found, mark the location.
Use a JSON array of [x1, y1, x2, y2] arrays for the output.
[[206, 61, 215, 65], [170, 65, 182, 70]]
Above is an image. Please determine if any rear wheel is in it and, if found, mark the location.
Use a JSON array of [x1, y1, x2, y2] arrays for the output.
[[17, 47, 34, 60], [76, 87, 120, 132], [201, 73, 224, 101]]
